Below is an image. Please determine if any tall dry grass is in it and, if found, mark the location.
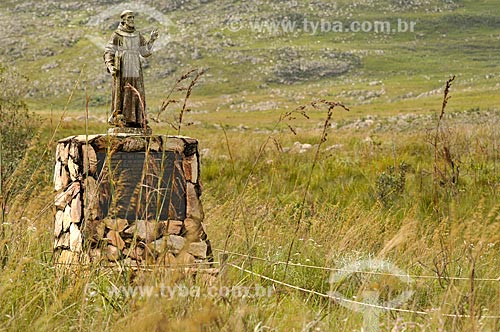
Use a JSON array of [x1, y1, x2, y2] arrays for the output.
[[0, 70, 499, 331]]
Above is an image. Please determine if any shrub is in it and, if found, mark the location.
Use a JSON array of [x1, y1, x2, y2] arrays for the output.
[[0, 65, 40, 220], [375, 162, 410, 207]]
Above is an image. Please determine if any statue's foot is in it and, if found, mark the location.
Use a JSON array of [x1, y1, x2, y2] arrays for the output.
[[125, 121, 149, 128], [108, 114, 126, 127]]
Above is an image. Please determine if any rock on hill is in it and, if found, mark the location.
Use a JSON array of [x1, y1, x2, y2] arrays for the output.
[[0, 0, 489, 109]]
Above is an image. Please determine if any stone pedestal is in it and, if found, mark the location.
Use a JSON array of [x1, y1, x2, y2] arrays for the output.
[[53, 134, 212, 268]]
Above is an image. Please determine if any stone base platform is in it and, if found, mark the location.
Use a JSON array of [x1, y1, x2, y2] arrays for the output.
[[107, 126, 153, 136], [53, 134, 212, 269]]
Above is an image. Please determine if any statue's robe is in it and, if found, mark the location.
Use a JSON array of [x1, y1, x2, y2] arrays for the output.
[[104, 25, 152, 127]]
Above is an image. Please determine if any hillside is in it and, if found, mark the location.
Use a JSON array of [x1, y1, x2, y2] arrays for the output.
[[1, 0, 499, 117]]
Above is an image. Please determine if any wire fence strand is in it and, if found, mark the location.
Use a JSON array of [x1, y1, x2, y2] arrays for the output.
[[227, 262, 500, 320], [215, 248, 500, 282], [49, 247, 499, 319]]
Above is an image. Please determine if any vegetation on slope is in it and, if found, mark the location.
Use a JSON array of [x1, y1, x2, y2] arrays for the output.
[[0, 0, 499, 331]]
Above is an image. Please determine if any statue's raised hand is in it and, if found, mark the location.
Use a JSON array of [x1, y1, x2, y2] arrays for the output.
[[150, 29, 159, 42], [108, 65, 117, 76]]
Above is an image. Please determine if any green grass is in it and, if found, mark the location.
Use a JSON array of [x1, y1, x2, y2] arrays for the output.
[[11, 0, 498, 116], [2, 99, 499, 331]]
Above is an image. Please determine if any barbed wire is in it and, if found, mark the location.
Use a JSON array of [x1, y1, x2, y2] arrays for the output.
[[228, 262, 500, 320], [215, 248, 500, 282]]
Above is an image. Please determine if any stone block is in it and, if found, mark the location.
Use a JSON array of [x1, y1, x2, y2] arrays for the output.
[[186, 183, 204, 221], [167, 235, 186, 254], [182, 154, 198, 183], [122, 137, 147, 152], [55, 232, 70, 249], [74, 135, 101, 144], [176, 251, 195, 265], [124, 220, 162, 243], [56, 143, 62, 161], [70, 193, 82, 223], [62, 205, 72, 232], [89, 248, 102, 261], [158, 252, 176, 265], [83, 177, 100, 220], [68, 156, 79, 181], [83, 218, 105, 243], [54, 182, 80, 209], [90, 136, 108, 151], [59, 143, 69, 165], [54, 210, 63, 237], [162, 137, 184, 153], [60, 166, 70, 189], [82, 144, 98, 175], [106, 230, 125, 250], [69, 223, 82, 252], [149, 137, 161, 151], [183, 217, 203, 241], [69, 142, 80, 162], [147, 238, 167, 255], [123, 246, 144, 260], [104, 218, 128, 232], [106, 245, 120, 261], [54, 161, 63, 191], [188, 241, 208, 259], [161, 220, 183, 235], [183, 138, 198, 156]]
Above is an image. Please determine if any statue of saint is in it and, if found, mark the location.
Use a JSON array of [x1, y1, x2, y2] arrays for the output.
[[104, 10, 158, 128]]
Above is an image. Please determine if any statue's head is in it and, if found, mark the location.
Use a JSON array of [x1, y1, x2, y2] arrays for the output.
[[120, 10, 135, 29]]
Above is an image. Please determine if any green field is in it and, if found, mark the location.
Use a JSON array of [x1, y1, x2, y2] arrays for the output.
[[1, 0, 499, 331]]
